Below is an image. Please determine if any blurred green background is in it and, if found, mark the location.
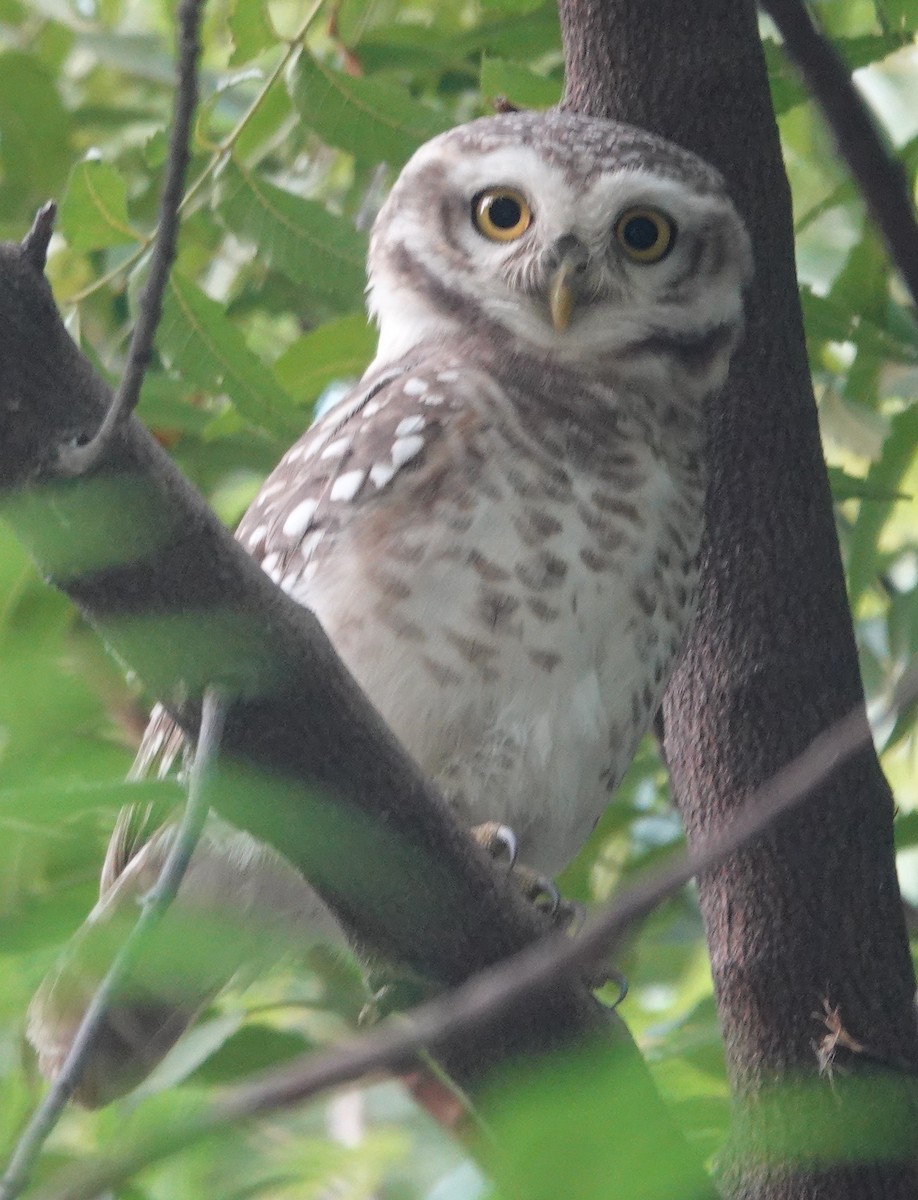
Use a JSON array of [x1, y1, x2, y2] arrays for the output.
[[0, 0, 916, 1195]]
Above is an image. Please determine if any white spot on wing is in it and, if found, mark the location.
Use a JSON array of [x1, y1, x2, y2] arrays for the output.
[[281, 498, 318, 539], [422, 392, 444, 406], [437, 371, 459, 383], [391, 435, 425, 469], [320, 436, 352, 460], [330, 469, 367, 503], [370, 461, 397, 489], [247, 524, 267, 547], [403, 378, 428, 396], [395, 415, 425, 437], [258, 480, 285, 500]]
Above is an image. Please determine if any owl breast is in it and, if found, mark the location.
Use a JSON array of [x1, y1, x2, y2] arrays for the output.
[[258, 355, 706, 875]]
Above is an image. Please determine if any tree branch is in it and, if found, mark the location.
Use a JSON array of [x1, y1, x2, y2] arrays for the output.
[[760, 0, 918, 309]]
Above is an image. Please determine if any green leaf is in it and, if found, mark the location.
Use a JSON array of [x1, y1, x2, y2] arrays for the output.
[[187, 1023, 316, 1085], [876, 0, 918, 35], [214, 159, 367, 308], [0, 50, 70, 210], [480, 56, 561, 108], [847, 404, 918, 605], [827, 466, 910, 502], [801, 288, 918, 365], [485, 1043, 715, 1200], [233, 80, 293, 164], [59, 158, 137, 252], [290, 52, 451, 166], [228, 0, 276, 65], [480, 0, 547, 13], [158, 271, 299, 437], [460, 8, 561, 58], [274, 313, 375, 405], [894, 810, 918, 850], [765, 34, 904, 114]]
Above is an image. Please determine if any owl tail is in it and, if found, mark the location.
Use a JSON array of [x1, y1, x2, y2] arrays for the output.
[[27, 818, 344, 1108]]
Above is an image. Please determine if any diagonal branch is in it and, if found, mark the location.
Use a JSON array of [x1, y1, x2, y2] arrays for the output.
[[760, 0, 918, 308]]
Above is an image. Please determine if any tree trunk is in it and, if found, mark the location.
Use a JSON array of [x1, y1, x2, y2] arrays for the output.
[[560, 0, 918, 1195]]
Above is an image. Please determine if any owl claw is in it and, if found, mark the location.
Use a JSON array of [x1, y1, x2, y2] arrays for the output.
[[471, 821, 519, 869], [560, 898, 586, 935], [528, 874, 561, 917], [583, 963, 629, 1006]]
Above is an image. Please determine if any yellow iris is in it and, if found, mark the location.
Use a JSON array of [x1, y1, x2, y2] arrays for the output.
[[614, 207, 675, 263], [473, 187, 532, 242]]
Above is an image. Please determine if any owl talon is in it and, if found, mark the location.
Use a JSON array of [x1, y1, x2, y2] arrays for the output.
[[471, 821, 519, 869], [559, 898, 586, 935], [529, 875, 561, 917], [585, 965, 629, 1006], [609, 969, 629, 1006]]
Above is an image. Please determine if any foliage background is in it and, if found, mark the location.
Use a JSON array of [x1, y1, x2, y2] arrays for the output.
[[0, 0, 916, 1195]]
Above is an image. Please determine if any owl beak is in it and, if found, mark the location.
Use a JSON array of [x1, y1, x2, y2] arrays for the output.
[[549, 264, 576, 332], [547, 240, 589, 332]]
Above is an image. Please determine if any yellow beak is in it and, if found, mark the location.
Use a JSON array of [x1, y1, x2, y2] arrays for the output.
[[549, 261, 577, 332]]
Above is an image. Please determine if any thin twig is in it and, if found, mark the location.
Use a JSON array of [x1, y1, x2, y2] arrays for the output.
[[56, 0, 205, 476], [0, 690, 227, 1200], [24, 665, 917, 1200], [761, 0, 918, 308]]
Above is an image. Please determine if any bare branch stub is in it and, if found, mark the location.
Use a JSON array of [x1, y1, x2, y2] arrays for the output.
[[20, 203, 57, 273], [56, 0, 205, 477]]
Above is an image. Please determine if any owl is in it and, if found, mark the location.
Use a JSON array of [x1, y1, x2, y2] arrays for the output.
[[28, 110, 752, 1106]]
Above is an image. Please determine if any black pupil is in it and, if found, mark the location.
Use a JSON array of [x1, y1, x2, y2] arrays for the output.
[[623, 215, 660, 250], [488, 195, 522, 229]]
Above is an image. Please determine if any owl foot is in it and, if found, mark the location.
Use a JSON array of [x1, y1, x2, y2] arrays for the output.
[[469, 825, 626, 1001], [510, 865, 579, 927], [507, 869, 630, 1004]]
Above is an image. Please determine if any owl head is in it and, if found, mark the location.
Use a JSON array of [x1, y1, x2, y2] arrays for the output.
[[368, 110, 752, 375]]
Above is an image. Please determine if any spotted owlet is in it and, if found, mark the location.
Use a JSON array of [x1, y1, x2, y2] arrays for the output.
[[29, 109, 752, 1105]]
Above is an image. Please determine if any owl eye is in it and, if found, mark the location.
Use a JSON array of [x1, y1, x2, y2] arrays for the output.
[[472, 187, 532, 242], [614, 207, 675, 263]]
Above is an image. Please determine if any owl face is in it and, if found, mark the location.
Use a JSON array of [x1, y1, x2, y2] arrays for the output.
[[368, 111, 752, 371]]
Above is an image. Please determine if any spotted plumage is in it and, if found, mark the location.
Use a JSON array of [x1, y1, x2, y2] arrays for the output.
[[29, 109, 751, 1103]]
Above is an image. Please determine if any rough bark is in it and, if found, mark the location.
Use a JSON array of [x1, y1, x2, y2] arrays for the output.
[[559, 0, 918, 1195]]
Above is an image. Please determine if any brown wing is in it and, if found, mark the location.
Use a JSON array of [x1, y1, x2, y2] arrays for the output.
[[106, 355, 462, 887]]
